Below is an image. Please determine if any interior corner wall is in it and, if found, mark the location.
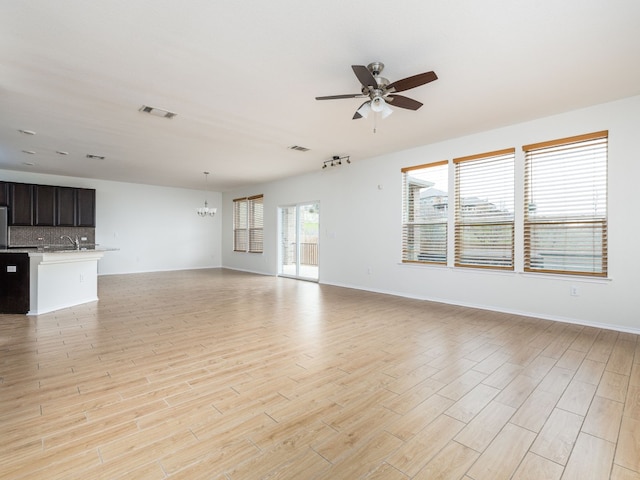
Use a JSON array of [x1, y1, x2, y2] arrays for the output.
[[221, 95, 640, 333], [0, 171, 222, 274]]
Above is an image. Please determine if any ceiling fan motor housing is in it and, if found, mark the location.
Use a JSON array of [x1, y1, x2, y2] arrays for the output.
[[361, 62, 389, 97], [368, 62, 384, 75]]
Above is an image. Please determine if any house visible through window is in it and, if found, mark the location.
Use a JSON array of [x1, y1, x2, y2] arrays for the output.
[[401, 161, 448, 264], [400, 132, 608, 278], [523, 131, 608, 276], [233, 194, 264, 253], [454, 148, 515, 269]]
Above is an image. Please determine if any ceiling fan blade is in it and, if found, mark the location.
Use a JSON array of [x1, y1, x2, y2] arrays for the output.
[[315, 93, 365, 100], [386, 94, 423, 110], [352, 65, 378, 90], [386, 71, 437, 93]]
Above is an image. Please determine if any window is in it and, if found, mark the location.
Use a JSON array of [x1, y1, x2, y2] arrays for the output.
[[454, 148, 515, 269], [401, 161, 448, 264], [523, 131, 607, 276], [233, 194, 264, 253]]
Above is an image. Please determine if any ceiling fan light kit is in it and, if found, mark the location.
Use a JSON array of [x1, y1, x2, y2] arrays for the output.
[[356, 102, 371, 119], [315, 62, 437, 127]]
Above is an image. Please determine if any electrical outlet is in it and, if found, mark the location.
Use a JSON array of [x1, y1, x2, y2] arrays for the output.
[[570, 285, 579, 296]]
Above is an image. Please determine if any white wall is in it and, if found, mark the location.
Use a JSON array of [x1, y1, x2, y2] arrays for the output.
[[0, 171, 221, 274], [222, 95, 640, 333]]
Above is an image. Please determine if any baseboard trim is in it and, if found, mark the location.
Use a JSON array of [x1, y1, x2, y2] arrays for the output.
[[321, 280, 640, 336]]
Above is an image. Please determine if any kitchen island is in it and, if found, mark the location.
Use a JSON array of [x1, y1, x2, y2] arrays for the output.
[[1, 247, 113, 315]]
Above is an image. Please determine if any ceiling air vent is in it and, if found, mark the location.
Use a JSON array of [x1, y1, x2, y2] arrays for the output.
[[288, 145, 310, 152], [86, 154, 105, 160], [139, 105, 177, 119]]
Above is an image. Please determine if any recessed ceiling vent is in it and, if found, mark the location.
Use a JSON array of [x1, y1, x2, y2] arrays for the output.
[[86, 154, 105, 160], [139, 105, 177, 119], [288, 145, 310, 152]]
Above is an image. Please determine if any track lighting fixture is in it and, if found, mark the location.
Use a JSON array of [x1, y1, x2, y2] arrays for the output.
[[322, 155, 351, 169]]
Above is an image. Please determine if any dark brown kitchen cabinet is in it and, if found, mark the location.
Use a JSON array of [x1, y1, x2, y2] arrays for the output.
[[4, 182, 95, 227], [76, 188, 96, 227], [9, 183, 34, 226], [34, 185, 56, 226], [0, 253, 30, 314], [56, 187, 76, 227], [0, 182, 8, 206]]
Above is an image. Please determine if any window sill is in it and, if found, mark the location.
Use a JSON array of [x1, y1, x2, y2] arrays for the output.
[[398, 261, 612, 282]]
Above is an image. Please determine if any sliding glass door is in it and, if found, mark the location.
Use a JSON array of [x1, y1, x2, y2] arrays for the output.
[[279, 202, 319, 281]]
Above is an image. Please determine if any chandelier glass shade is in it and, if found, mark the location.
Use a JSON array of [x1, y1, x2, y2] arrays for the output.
[[197, 171, 216, 217], [197, 200, 216, 217], [357, 96, 393, 119]]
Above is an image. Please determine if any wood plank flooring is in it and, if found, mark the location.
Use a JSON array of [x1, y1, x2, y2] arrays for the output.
[[1, 268, 639, 479]]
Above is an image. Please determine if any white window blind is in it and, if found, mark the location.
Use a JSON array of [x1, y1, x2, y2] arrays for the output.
[[248, 194, 264, 253], [523, 131, 607, 276], [454, 148, 515, 269], [401, 161, 448, 264], [233, 194, 264, 253]]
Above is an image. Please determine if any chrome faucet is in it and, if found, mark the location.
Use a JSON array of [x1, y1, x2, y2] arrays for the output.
[[61, 235, 79, 249]]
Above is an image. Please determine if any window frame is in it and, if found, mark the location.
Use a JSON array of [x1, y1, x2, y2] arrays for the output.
[[233, 194, 264, 253], [453, 148, 516, 270], [401, 160, 449, 265], [522, 131, 608, 277]]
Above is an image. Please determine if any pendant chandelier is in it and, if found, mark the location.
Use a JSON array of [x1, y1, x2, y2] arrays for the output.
[[196, 171, 217, 217]]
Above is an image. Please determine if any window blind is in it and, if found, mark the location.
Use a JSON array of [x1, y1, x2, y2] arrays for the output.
[[248, 194, 264, 253], [233, 194, 264, 253], [523, 131, 607, 276], [454, 148, 515, 269], [401, 161, 448, 264]]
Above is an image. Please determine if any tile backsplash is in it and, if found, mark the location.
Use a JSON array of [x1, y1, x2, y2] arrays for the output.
[[9, 226, 96, 247]]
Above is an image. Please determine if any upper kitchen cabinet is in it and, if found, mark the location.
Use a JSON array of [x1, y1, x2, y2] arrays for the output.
[[56, 187, 76, 227], [34, 185, 57, 226], [9, 183, 34, 226], [76, 188, 96, 227], [0, 182, 8, 206], [5, 182, 95, 227]]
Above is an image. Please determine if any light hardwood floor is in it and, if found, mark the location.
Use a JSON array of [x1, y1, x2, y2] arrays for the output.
[[1, 268, 639, 479]]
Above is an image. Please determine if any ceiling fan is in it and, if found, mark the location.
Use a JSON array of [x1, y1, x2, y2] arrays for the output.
[[315, 62, 438, 120]]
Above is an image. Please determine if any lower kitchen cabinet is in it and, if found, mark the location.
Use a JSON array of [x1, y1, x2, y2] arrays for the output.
[[0, 253, 30, 314]]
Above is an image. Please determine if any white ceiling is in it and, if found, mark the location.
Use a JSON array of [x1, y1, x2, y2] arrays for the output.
[[1, 0, 639, 192]]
